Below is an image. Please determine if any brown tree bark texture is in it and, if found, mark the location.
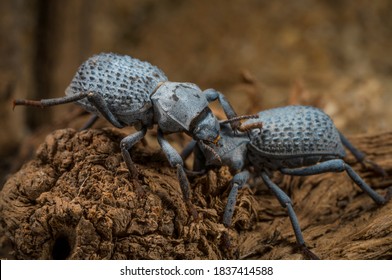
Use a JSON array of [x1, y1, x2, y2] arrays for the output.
[[0, 128, 391, 259]]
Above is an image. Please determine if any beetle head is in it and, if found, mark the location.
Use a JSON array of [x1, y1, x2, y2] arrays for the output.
[[190, 107, 220, 144], [197, 123, 249, 170]]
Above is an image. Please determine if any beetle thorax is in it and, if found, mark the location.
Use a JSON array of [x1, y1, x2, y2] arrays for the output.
[[151, 82, 213, 135]]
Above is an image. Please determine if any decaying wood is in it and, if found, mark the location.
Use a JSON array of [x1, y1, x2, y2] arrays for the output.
[[0, 128, 249, 259], [239, 131, 392, 260], [0, 129, 391, 259]]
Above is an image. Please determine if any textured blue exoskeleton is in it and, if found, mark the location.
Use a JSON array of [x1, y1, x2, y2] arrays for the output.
[[13, 53, 248, 215], [182, 105, 390, 258]]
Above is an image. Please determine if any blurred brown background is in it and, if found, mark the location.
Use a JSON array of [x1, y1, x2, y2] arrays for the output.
[[1, 0, 392, 178]]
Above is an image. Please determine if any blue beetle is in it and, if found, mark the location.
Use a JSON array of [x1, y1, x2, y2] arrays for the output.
[[182, 105, 391, 258]]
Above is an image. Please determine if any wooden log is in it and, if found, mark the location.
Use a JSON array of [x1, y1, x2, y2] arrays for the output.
[[238, 131, 392, 259], [0, 129, 391, 259]]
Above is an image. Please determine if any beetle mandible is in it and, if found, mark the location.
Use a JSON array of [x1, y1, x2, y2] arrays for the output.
[[182, 105, 391, 258], [13, 52, 254, 216]]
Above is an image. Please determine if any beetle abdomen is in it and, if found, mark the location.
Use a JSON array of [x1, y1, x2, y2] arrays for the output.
[[247, 106, 345, 159], [65, 53, 168, 117]]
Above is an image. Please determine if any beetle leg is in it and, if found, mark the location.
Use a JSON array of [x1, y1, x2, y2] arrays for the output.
[[204, 89, 243, 131], [192, 143, 207, 172], [157, 129, 198, 221], [85, 92, 124, 128], [280, 159, 388, 205], [180, 139, 208, 174], [80, 114, 99, 130], [339, 131, 387, 177], [223, 170, 250, 227], [204, 88, 263, 133], [14, 91, 125, 129], [120, 127, 148, 178], [204, 88, 237, 118], [260, 171, 320, 260], [180, 139, 197, 161]]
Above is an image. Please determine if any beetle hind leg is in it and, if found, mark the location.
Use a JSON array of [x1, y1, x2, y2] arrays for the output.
[[14, 91, 125, 129], [13, 92, 90, 108], [339, 131, 387, 177], [80, 114, 99, 130], [280, 159, 389, 205], [260, 171, 320, 260]]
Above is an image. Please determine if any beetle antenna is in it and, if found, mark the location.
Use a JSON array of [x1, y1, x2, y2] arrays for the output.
[[220, 114, 263, 132], [220, 114, 259, 124]]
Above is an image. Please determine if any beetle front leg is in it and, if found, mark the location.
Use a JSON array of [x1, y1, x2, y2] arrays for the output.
[[180, 139, 197, 161], [180, 140, 208, 174], [204, 89, 263, 132], [157, 129, 198, 220], [204, 89, 237, 119], [120, 127, 148, 178], [260, 171, 320, 260], [223, 170, 250, 227]]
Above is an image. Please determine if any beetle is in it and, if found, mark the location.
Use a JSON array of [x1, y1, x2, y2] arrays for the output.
[[182, 105, 391, 258], [13, 52, 254, 216]]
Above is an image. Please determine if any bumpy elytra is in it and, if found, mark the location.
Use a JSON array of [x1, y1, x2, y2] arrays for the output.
[[13, 52, 247, 215], [66, 53, 167, 129], [183, 105, 391, 259], [246, 106, 346, 169]]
